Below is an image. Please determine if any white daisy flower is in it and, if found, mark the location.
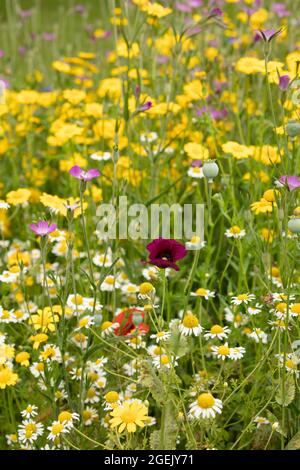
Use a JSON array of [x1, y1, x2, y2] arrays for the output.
[[90, 151, 111, 161], [211, 343, 231, 360], [191, 288, 215, 299], [187, 166, 204, 179], [189, 393, 223, 419], [100, 275, 120, 291], [254, 416, 270, 428], [47, 421, 69, 441], [247, 304, 262, 316], [185, 236, 206, 250], [247, 328, 268, 344], [20, 404, 38, 419], [179, 313, 203, 336], [100, 321, 119, 337], [152, 354, 178, 370], [225, 226, 246, 239], [204, 324, 231, 340], [231, 293, 255, 305], [150, 331, 171, 343], [229, 346, 246, 360]]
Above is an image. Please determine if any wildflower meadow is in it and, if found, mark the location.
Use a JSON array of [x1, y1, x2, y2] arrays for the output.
[[1, 0, 300, 454]]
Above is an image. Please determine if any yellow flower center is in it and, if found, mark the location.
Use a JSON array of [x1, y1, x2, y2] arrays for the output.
[[105, 391, 119, 403], [210, 325, 223, 334], [237, 294, 248, 301], [153, 346, 162, 355], [285, 359, 296, 369], [195, 288, 207, 296], [291, 304, 300, 314], [105, 276, 115, 285], [51, 423, 64, 435], [197, 393, 215, 408], [58, 411, 72, 423], [230, 225, 241, 234], [139, 282, 154, 295], [120, 409, 137, 424], [101, 321, 113, 331], [160, 355, 170, 365], [218, 345, 230, 356], [276, 303, 287, 313], [190, 236, 200, 244], [182, 314, 199, 328]]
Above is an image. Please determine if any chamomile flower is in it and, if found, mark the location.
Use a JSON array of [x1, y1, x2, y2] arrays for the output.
[[93, 250, 112, 267], [47, 421, 69, 441], [20, 404, 38, 419], [225, 226, 246, 239], [76, 315, 94, 330], [57, 411, 80, 429], [204, 325, 231, 340], [179, 313, 203, 336], [152, 354, 178, 369], [83, 407, 99, 426], [85, 386, 100, 404], [185, 236, 206, 250], [191, 288, 215, 299], [211, 343, 231, 360], [18, 420, 44, 444], [247, 304, 262, 316], [229, 346, 246, 360], [254, 416, 270, 428], [104, 391, 121, 410], [189, 393, 223, 419], [247, 328, 268, 344], [100, 275, 120, 291], [150, 331, 170, 343], [231, 293, 255, 305], [101, 321, 119, 337], [187, 166, 204, 178], [90, 151, 111, 161]]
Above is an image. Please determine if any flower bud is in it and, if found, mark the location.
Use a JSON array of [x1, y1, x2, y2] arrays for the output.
[[288, 217, 300, 233], [203, 161, 219, 180], [285, 120, 300, 138]]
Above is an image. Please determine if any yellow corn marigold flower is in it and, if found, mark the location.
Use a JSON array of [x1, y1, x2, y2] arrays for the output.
[[30, 333, 48, 349], [15, 351, 30, 367], [29, 308, 60, 332], [109, 401, 149, 433], [0, 366, 18, 389]]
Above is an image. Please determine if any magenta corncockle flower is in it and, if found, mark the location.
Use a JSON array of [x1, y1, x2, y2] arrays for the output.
[[146, 238, 187, 271], [209, 8, 223, 17], [278, 175, 300, 191], [19, 9, 33, 18], [43, 32, 56, 41], [138, 101, 153, 112], [69, 165, 100, 181], [29, 221, 57, 236], [278, 74, 290, 91], [74, 4, 86, 14], [256, 28, 282, 43]]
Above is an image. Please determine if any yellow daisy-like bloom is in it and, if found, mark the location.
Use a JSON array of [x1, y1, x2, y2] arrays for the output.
[[250, 198, 274, 214], [29, 333, 48, 349], [109, 401, 149, 433], [0, 366, 18, 389], [29, 307, 60, 332]]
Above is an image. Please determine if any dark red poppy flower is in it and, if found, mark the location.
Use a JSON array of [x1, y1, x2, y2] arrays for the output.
[[113, 308, 149, 336], [146, 238, 187, 271]]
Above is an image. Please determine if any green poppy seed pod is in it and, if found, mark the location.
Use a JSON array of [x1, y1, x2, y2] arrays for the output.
[[132, 313, 144, 326], [203, 161, 219, 180], [288, 218, 300, 234], [285, 120, 300, 138]]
